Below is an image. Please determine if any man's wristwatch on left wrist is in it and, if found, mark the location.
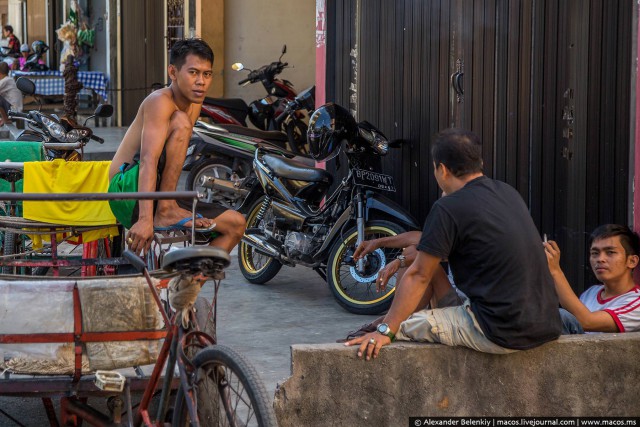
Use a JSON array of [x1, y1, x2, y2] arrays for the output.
[[396, 254, 406, 269], [377, 323, 396, 341]]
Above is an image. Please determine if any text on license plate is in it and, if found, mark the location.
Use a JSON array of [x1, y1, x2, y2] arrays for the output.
[[353, 169, 396, 192]]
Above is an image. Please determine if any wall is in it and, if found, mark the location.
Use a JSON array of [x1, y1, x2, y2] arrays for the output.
[[274, 334, 640, 425], [198, 0, 224, 97], [224, 0, 315, 102], [87, 0, 108, 74]]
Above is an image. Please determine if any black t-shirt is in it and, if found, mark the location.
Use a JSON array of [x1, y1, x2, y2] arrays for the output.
[[417, 175, 561, 349]]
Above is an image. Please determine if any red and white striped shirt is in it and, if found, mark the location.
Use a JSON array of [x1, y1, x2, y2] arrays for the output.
[[580, 284, 640, 332]]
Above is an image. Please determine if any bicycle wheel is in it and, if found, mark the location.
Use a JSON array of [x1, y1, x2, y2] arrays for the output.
[[172, 345, 277, 427]]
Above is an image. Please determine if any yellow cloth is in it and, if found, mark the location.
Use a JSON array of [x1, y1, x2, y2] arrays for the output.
[[23, 160, 119, 246]]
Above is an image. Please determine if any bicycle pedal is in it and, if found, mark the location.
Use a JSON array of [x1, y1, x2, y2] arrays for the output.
[[95, 370, 126, 393]]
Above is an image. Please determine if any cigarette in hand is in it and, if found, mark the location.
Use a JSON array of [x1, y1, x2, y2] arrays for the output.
[[543, 234, 548, 243]]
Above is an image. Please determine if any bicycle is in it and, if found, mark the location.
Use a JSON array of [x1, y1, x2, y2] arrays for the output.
[[0, 245, 277, 426]]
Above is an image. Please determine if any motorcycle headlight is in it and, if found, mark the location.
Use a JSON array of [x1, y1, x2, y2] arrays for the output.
[[41, 115, 66, 139], [63, 128, 90, 143], [40, 116, 90, 142], [372, 134, 389, 155]]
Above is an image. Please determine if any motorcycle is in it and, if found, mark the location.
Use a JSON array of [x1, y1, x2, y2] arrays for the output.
[[20, 40, 49, 72], [182, 120, 314, 211], [199, 45, 314, 154], [10, 77, 113, 160], [184, 88, 316, 205], [236, 103, 420, 315]]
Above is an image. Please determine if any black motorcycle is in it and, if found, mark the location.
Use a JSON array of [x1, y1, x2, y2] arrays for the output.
[[236, 103, 419, 314]]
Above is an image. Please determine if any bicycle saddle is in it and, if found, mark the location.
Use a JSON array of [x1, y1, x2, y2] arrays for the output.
[[162, 246, 230, 274]]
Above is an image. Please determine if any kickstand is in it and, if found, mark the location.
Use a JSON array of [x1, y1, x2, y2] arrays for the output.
[[314, 266, 327, 281]]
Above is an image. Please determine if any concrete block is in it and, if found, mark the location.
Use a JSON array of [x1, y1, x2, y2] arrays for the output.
[[274, 333, 640, 426], [0, 128, 12, 140]]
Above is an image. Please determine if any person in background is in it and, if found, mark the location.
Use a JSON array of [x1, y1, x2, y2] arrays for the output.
[[544, 224, 640, 333], [0, 61, 23, 126], [17, 43, 29, 70], [2, 25, 20, 56]]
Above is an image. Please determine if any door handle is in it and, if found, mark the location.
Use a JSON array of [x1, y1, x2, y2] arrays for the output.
[[454, 72, 464, 96], [450, 59, 464, 102]]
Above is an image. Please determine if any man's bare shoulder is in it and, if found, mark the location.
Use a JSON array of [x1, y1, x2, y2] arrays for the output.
[[140, 88, 177, 115]]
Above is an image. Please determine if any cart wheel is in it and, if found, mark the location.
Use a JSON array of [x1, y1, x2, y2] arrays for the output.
[[172, 345, 277, 427]]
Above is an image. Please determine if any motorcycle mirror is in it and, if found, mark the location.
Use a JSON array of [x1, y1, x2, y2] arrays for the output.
[[279, 45, 287, 61], [94, 104, 114, 118], [232, 63, 244, 71], [16, 77, 36, 95], [83, 104, 114, 126]]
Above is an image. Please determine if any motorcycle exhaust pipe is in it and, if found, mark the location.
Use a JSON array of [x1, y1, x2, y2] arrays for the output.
[[241, 232, 281, 258], [199, 176, 249, 197]]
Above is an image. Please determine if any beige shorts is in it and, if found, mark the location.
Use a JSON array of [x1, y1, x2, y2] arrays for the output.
[[396, 298, 517, 354]]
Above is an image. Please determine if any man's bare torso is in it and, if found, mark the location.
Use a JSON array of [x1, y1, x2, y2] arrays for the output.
[[109, 87, 201, 179]]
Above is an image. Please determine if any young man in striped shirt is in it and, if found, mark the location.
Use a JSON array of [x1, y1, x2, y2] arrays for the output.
[[544, 224, 640, 333]]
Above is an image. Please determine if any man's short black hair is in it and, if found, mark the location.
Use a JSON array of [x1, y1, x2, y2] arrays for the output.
[[431, 128, 483, 177], [3, 25, 13, 34], [169, 38, 213, 69], [590, 224, 640, 257], [0, 62, 9, 75]]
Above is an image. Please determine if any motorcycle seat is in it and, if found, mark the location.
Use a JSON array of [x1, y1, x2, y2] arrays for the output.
[[216, 124, 289, 145], [203, 97, 248, 113], [263, 154, 333, 184]]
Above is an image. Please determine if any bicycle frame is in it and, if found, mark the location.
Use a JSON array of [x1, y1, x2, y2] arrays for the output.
[[133, 266, 221, 427]]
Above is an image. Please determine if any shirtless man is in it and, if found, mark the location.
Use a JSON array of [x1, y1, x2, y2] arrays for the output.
[[109, 39, 245, 255]]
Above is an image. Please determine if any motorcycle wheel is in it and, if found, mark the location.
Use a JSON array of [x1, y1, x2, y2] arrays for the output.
[[237, 197, 282, 284], [284, 120, 309, 155], [185, 157, 242, 204], [327, 220, 406, 315]]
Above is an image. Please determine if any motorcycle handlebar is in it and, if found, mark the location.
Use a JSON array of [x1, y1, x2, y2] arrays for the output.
[[9, 111, 30, 119], [238, 77, 251, 85], [90, 134, 105, 144]]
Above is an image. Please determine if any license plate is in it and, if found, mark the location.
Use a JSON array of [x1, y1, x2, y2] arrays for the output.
[[353, 169, 396, 192]]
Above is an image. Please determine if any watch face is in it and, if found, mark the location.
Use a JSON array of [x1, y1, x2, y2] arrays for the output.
[[377, 323, 389, 335]]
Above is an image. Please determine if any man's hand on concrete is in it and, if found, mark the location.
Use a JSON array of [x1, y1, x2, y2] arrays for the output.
[[345, 332, 391, 361], [376, 259, 400, 292], [353, 239, 379, 261], [127, 219, 154, 255]]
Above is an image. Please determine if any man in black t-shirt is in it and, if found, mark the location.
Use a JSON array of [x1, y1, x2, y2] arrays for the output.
[[346, 128, 561, 360]]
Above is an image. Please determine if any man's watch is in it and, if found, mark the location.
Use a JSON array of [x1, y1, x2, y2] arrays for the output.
[[376, 323, 396, 341], [396, 254, 406, 269]]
